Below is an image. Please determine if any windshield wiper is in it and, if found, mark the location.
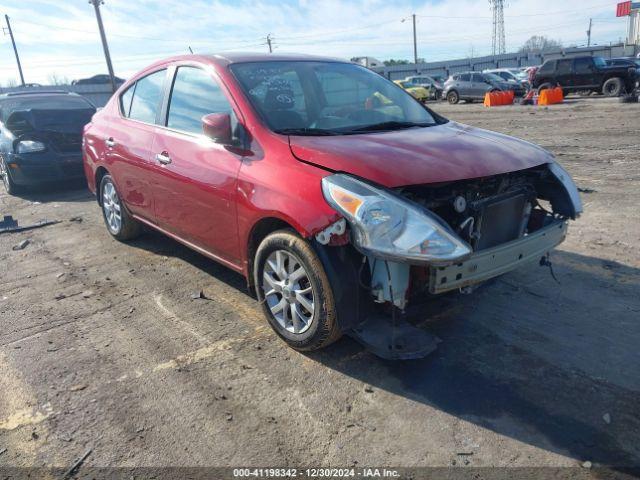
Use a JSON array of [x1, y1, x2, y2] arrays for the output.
[[275, 127, 339, 136], [346, 121, 431, 133]]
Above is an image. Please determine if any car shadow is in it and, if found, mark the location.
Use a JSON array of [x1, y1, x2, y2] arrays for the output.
[[127, 229, 251, 297], [306, 250, 640, 469], [119, 230, 640, 469], [12, 180, 94, 204]]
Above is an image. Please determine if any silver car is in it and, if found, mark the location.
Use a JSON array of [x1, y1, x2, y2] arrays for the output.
[[443, 72, 524, 104]]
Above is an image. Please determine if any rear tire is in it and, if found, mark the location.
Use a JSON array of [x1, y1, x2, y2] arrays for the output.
[[446, 90, 459, 104], [602, 77, 623, 97], [99, 174, 142, 241], [0, 157, 21, 195], [254, 230, 341, 352]]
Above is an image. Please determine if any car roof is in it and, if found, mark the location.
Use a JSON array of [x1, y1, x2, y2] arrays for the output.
[[0, 91, 79, 98], [142, 52, 350, 72]]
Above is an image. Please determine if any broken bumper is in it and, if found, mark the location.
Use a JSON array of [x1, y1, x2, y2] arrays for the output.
[[429, 220, 568, 294]]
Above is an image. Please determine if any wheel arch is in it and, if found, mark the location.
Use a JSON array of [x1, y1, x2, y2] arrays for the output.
[[95, 166, 109, 205], [245, 216, 300, 290]]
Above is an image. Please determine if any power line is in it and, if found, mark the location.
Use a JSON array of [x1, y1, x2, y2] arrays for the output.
[[416, 2, 613, 20], [10, 17, 265, 46]]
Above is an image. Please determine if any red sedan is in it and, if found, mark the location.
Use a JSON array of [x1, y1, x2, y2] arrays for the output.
[[83, 53, 581, 358]]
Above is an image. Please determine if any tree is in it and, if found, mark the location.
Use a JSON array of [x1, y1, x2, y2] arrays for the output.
[[47, 73, 69, 85], [383, 59, 411, 66], [519, 36, 563, 53]]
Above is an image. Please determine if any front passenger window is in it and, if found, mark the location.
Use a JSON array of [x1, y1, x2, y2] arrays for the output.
[[167, 66, 232, 135]]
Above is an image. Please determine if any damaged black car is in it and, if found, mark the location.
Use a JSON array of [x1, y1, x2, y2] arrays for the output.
[[0, 91, 96, 194]]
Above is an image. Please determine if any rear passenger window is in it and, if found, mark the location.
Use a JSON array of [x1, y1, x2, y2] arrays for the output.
[[167, 66, 232, 134], [128, 69, 166, 124]]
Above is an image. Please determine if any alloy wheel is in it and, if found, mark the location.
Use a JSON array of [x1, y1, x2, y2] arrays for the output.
[[262, 250, 315, 334], [102, 181, 122, 234], [0, 158, 8, 190]]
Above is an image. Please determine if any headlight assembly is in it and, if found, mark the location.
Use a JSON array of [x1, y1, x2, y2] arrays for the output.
[[16, 140, 46, 154], [321, 174, 471, 264], [548, 161, 583, 218]]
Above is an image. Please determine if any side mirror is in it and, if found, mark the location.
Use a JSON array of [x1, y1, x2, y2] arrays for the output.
[[202, 113, 232, 145]]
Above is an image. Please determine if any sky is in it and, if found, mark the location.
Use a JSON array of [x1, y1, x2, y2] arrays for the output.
[[0, 0, 630, 85]]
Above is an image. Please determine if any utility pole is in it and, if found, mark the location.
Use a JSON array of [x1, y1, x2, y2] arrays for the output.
[[587, 18, 593, 47], [3, 15, 25, 86], [89, 0, 117, 93], [412, 14, 418, 64], [266, 34, 273, 53]]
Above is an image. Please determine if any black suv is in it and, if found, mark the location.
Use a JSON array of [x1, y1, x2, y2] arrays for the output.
[[533, 56, 639, 97]]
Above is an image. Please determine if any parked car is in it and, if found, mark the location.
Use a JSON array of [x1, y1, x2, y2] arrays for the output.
[[483, 68, 530, 89], [443, 71, 525, 104], [83, 53, 582, 356], [403, 75, 443, 100], [0, 91, 96, 194], [533, 56, 639, 97], [72, 74, 125, 86], [393, 80, 429, 103]]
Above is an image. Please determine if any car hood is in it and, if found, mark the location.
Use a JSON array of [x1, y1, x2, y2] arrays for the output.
[[289, 121, 552, 187]]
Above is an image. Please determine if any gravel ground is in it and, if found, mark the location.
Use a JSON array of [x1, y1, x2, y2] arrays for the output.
[[0, 96, 639, 476]]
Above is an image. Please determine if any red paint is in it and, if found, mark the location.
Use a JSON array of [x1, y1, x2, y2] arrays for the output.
[[83, 53, 553, 280]]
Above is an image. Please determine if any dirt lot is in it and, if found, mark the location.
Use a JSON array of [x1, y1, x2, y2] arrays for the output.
[[1, 97, 639, 475]]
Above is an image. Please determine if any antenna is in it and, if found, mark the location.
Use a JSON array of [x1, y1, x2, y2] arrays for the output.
[[489, 0, 506, 55]]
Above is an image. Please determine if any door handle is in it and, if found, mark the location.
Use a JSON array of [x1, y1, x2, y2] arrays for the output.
[[155, 152, 171, 165], [105, 137, 116, 148]]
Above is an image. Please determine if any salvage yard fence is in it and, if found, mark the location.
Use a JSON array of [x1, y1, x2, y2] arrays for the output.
[[372, 43, 640, 80]]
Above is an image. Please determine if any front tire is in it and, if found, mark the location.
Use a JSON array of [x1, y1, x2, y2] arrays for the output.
[[99, 174, 141, 241], [602, 77, 623, 97], [254, 230, 341, 351], [446, 90, 460, 104]]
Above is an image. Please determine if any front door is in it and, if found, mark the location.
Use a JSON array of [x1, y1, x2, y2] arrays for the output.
[[150, 65, 243, 265], [573, 57, 598, 89]]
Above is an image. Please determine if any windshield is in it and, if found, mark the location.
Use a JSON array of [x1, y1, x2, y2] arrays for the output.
[[230, 61, 441, 135], [0, 95, 94, 123]]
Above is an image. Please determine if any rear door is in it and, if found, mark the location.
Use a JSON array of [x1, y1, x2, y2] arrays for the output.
[[106, 69, 168, 219], [150, 64, 244, 264]]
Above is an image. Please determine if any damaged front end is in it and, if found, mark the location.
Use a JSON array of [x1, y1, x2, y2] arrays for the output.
[[318, 162, 581, 359]]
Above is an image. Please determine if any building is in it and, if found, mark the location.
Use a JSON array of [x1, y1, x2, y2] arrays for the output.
[[351, 57, 383, 68]]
